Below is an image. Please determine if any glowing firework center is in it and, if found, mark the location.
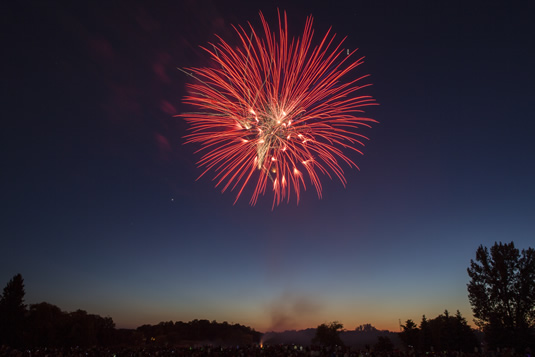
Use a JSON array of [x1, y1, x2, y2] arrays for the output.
[[241, 107, 303, 171]]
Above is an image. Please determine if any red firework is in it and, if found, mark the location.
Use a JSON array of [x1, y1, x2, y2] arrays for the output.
[[180, 11, 377, 206]]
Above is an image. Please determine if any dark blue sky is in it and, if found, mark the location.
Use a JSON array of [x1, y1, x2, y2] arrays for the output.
[[2, 0, 534, 331]]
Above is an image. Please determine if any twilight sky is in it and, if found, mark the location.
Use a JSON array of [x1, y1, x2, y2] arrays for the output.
[[2, 0, 534, 332]]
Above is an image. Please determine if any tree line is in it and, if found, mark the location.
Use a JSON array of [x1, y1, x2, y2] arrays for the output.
[[0, 274, 260, 348], [310, 315, 478, 353], [398, 311, 479, 352], [1, 241, 534, 352], [137, 319, 261, 346], [310, 242, 534, 353], [0, 274, 122, 348]]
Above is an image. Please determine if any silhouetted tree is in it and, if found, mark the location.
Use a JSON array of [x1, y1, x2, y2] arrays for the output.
[[399, 319, 419, 350], [440, 310, 455, 350], [452, 310, 478, 352], [467, 241, 535, 350], [0, 274, 26, 347], [399, 312, 477, 353], [419, 315, 432, 352], [312, 321, 344, 347], [64, 309, 115, 347], [25, 302, 66, 347], [427, 310, 477, 352]]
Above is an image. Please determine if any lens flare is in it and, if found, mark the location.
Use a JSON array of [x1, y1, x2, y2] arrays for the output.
[[180, 11, 378, 207]]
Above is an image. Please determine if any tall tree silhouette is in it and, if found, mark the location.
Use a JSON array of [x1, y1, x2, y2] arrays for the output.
[[312, 321, 344, 347], [467, 241, 535, 350], [419, 315, 432, 352], [26, 302, 66, 347], [0, 274, 27, 347], [399, 319, 419, 350]]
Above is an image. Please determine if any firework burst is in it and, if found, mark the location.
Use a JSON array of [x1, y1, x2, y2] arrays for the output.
[[180, 11, 378, 206]]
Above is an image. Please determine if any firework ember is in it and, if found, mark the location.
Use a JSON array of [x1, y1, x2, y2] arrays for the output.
[[180, 11, 378, 206]]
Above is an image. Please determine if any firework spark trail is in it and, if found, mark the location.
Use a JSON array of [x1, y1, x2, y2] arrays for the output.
[[180, 11, 378, 207]]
